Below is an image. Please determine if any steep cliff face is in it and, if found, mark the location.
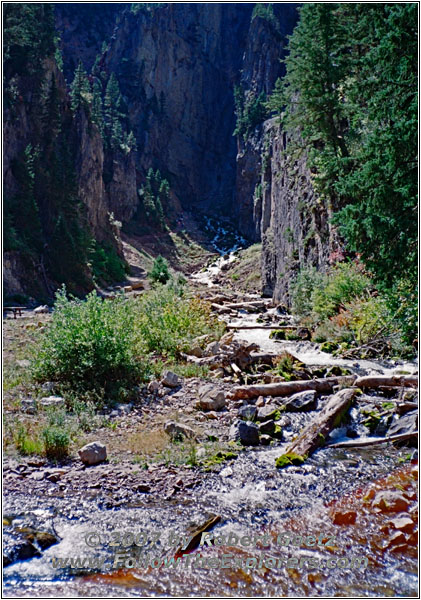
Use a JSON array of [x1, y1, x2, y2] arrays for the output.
[[102, 3, 252, 214], [260, 119, 336, 303], [234, 6, 298, 241]]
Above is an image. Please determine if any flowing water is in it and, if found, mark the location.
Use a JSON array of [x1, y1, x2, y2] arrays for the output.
[[3, 230, 418, 597]]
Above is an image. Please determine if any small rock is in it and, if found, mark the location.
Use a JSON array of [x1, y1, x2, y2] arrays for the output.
[[34, 305, 49, 314], [229, 420, 260, 446], [256, 396, 265, 408], [386, 530, 407, 549], [41, 382, 56, 393], [238, 405, 257, 421], [116, 403, 132, 414], [277, 416, 291, 427], [21, 399, 36, 414], [387, 516, 414, 534], [25, 323, 37, 330], [259, 419, 275, 434], [204, 341, 220, 356], [196, 384, 226, 411], [282, 390, 317, 412], [259, 435, 272, 446], [78, 442, 107, 466], [196, 447, 206, 459], [204, 411, 219, 420], [164, 421, 196, 440], [219, 466, 233, 478], [147, 380, 160, 394], [332, 510, 357, 525], [161, 371, 181, 388], [123, 285, 133, 293], [387, 410, 418, 439], [189, 345, 203, 358], [39, 396, 65, 408], [372, 491, 410, 513], [256, 405, 279, 422]]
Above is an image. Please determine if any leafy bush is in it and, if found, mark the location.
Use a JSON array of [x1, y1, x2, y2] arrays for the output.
[[32, 286, 150, 395], [311, 263, 371, 321], [291, 267, 325, 318], [42, 427, 70, 460], [149, 255, 171, 284], [137, 286, 224, 358]]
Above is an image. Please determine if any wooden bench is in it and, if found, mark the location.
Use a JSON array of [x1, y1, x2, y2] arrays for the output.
[[3, 306, 26, 319]]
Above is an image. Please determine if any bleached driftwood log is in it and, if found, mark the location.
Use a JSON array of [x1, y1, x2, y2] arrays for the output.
[[326, 431, 418, 449], [354, 375, 418, 389], [230, 375, 356, 400], [282, 388, 357, 458]]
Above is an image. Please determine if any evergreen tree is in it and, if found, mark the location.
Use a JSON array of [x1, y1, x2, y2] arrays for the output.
[[91, 79, 104, 135], [269, 2, 417, 287], [70, 60, 90, 111]]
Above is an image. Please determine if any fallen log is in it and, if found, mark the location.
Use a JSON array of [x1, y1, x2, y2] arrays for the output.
[[277, 388, 356, 462], [355, 375, 418, 389], [326, 431, 418, 449], [230, 375, 356, 400], [223, 300, 269, 310]]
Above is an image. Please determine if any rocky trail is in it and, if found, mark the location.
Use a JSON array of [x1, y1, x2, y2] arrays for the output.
[[3, 247, 419, 598]]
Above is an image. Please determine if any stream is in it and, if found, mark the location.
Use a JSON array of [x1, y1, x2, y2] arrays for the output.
[[3, 236, 418, 598]]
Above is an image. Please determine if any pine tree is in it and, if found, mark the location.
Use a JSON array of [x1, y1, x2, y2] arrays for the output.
[[70, 60, 90, 111], [91, 79, 104, 135]]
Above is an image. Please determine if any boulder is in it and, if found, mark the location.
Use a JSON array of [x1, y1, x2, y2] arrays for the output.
[[164, 421, 196, 441], [78, 442, 107, 466], [196, 384, 226, 411], [282, 390, 318, 412], [147, 380, 160, 394], [34, 305, 49, 314], [39, 396, 65, 408], [259, 419, 276, 434], [256, 405, 279, 422], [371, 490, 410, 513], [229, 420, 260, 446], [387, 410, 418, 439], [238, 404, 257, 421], [204, 341, 220, 356], [189, 345, 203, 358], [161, 371, 181, 388]]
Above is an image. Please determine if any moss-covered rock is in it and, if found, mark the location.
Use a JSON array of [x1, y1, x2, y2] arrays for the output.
[[320, 341, 340, 353], [275, 452, 306, 469]]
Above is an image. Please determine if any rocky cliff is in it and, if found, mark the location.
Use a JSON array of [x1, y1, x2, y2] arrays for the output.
[[4, 3, 336, 306]]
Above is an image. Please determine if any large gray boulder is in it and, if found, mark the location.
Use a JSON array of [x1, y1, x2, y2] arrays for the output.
[[238, 404, 257, 421], [161, 371, 181, 388], [229, 420, 260, 446], [78, 442, 107, 466], [282, 390, 318, 412], [164, 421, 196, 441], [196, 384, 226, 411], [387, 410, 418, 439]]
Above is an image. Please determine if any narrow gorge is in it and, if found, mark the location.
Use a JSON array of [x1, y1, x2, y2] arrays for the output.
[[3, 3, 418, 599]]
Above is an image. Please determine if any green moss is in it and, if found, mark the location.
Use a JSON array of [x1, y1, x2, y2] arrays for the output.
[[203, 450, 237, 471], [271, 425, 283, 440], [275, 453, 306, 469], [362, 409, 382, 433], [320, 341, 340, 353]]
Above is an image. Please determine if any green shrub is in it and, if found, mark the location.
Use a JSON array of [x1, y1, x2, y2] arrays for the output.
[[14, 423, 43, 456], [32, 286, 150, 396], [149, 255, 171, 284], [311, 263, 371, 321], [137, 286, 224, 358], [42, 426, 70, 460], [291, 267, 325, 318]]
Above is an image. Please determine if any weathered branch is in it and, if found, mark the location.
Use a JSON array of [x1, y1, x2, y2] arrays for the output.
[[283, 388, 356, 458], [230, 375, 356, 400], [326, 431, 418, 449], [355, 375, 418, 389]]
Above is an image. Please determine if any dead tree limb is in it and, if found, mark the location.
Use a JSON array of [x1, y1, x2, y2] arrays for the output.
[[284, 389, 356, 458], [355, 375, 418, 389], [230, 375, 356, 400], [326, 431, 418, 449]]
